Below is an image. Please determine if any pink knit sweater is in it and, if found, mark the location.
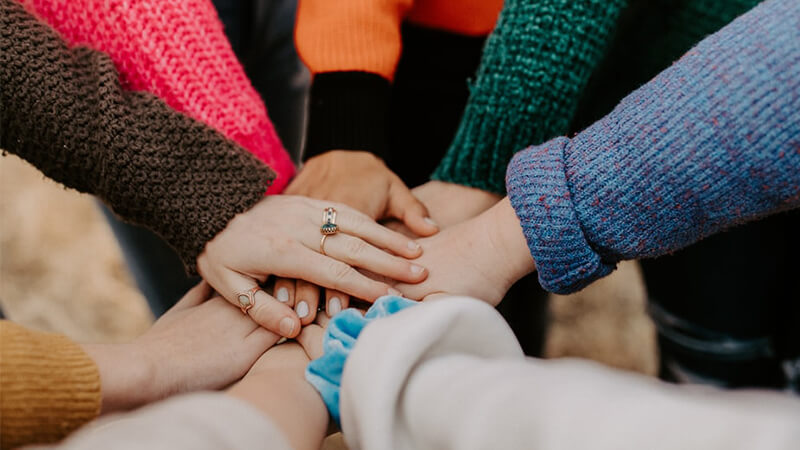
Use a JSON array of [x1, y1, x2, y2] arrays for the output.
[[21, 0, 295, 193]]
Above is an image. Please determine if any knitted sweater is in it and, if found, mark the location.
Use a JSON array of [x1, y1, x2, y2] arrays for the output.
[[21, 0, 296, 193], [0, 321, 101, 448], [434, 0, 761, 194], [0, 0, 273, 272], [506, 0, 800, 294], [295, 0, 503, 159]]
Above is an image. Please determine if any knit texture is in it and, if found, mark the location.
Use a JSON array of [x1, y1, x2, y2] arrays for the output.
[[506, 0, 800, 294], [432, 0, 626, 194], [0, 321, 101, 448], [21, 0, 295, 193], [0, 0, 274, 273]]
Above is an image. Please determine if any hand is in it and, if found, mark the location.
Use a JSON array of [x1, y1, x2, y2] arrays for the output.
[[412, 180, 503, 229], [83, 282, 280, 413], [272, 278, 348, 325], [197, 195, 428, 338], [228, 322, 329, 450], [285, 151, 439, 236], [392, 198, 536, 305]]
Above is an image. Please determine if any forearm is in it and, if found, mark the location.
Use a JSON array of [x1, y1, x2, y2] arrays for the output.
[[22, 0, 295, 191], [433, 0, 627, 193], [80, 344, 153, 414], [507, 0, 800, 294], [0, 0, 273, 272]]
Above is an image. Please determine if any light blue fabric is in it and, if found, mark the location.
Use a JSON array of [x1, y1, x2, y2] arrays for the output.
[[305, 296, 417, 425]]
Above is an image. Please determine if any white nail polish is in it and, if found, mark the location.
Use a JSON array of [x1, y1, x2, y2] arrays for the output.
[[296, 301, 309, 318], [424, 217, 438, 227], [277, 287, 289, 303], [407, 241, 420, 251], [411, 265, 425, 275], [328, 297, 342, 316]]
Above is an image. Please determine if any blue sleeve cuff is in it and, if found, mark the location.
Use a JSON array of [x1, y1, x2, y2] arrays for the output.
[[305, 295, 417, 425]]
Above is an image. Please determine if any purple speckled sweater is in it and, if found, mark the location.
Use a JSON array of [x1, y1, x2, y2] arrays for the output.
[[506, 0, 800, 294]]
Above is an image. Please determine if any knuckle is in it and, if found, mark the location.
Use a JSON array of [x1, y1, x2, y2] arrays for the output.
[[344, 237, 367, 258], [329, 260, 355, 286]]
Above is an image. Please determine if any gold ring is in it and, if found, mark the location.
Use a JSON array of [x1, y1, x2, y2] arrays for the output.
[[235, 286, 260, 315], [320, 234, 329, 256], [321, 207, 339, 235]]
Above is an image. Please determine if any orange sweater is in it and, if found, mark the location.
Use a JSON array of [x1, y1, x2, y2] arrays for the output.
[[296, 0, 503, 81], [0, 321, 101, 448]]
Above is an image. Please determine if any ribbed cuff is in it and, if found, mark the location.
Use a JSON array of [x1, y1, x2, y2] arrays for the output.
[[303, 72, 392, 160], [0, 322, 101, 448], [505, 138, 614, 294]]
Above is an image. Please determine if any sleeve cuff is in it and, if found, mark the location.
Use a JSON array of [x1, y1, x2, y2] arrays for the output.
[[303, 72, 392, 161], [505, 137, 614, 294]]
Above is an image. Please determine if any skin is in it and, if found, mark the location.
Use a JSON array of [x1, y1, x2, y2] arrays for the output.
[[82, 282, 280, 414], [196, 195, 427, 338], [393, 198, 537, 305]]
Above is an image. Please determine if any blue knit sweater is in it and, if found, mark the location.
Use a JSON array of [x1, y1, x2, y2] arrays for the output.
[[506, 0, 800, 295]]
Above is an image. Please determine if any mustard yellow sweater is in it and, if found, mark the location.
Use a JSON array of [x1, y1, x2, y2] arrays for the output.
[[0, 321, 101, 448]]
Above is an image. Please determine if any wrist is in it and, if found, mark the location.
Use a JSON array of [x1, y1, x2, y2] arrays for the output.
[[479, 197, 536, 288], [82, 342, 155, 414]]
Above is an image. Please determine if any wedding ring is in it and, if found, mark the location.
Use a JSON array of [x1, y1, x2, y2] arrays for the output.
[[235, 286, 260, 315]]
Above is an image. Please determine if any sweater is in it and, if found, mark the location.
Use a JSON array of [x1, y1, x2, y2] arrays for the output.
[[0, 0, 273, 273], [20, 0, 296, 193], [295, 0, 503, 160], [434, 0, 761, 194], [506, 0, 800, 294], [0, 321, 101, 448]]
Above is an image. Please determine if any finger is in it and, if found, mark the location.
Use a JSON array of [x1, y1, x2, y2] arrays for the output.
[[278, 246, 399, 302], [314, 311, 331, 329], [171, 281, 212, 311], [387, 179, 439, 237], [332, 206, 423, 259], [296, 324, 325, 360], [294, 280, 319, 326], [273, 277, 295, 307], [245, 326, 281, 350], [325, 289, 349, 318], [322, 233, 428, 283], [220, 270, 301, 338]]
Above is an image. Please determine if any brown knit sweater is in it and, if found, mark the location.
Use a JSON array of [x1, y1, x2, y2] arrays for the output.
[[0, 0, 275, 273]]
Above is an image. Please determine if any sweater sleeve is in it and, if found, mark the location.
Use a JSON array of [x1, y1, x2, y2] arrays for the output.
[[21, 0, 296, 193], [0, 0, 273, 273], [339, 297, 800, 450], [432, 0, 627, 194], [505, 0, 800, 294], [0, 321, 101, 448]]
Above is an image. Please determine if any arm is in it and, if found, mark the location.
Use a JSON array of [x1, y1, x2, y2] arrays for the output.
[[507, 0, 800, 293], [0, 0, 272, 272], [21, 0, 295, 192], [433, 0, 628, 194]]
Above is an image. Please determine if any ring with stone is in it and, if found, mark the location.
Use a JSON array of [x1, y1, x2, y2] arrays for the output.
[[235, 286, 260, 315], [321, 207, 339, 235]]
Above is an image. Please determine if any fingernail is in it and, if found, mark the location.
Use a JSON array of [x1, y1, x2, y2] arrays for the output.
[[387, 287, 402, 296], [296, 301, 309, 318], [424, 217, 438, 227], [279, 317, 295, 336], [276, 287, 289, 303], [407, 241, 420, 251], [410, 264, 425, 275], [328, 297, 342, 316]]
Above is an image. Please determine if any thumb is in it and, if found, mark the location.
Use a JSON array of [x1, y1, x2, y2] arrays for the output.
[[387, 179, 439, 237]]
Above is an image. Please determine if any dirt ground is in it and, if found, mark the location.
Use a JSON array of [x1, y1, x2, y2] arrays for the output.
[[0, 152, 658, 371]]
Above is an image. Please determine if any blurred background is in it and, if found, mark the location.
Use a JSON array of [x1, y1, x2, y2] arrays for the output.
[[0, 153, 658, 372]]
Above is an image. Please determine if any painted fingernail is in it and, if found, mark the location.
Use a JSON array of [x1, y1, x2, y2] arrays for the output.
[[276, 287, 289, 303], [387, 287, 402, 296], [328, 297, 342, 316], [411, 264, 425, 275], [279, 317, 295, 336], [407, 241, 420, 251], [296, 301, 309, 318], [424, 217, 438, 227]]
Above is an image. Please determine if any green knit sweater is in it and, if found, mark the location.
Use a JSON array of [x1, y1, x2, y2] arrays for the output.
[[432, 0, 761, 194]]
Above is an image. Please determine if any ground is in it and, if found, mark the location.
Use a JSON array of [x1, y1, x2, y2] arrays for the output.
[[0, 154, 659, 445]]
